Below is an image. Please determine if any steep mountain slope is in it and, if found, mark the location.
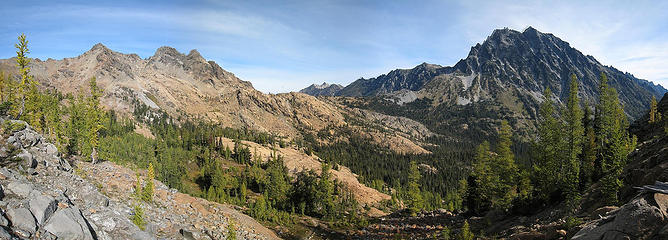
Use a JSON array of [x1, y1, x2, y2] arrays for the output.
[[298, 82, 343, 96]]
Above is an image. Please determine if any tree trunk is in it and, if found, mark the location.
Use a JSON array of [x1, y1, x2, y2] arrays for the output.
[[91, 147, 98, 164]]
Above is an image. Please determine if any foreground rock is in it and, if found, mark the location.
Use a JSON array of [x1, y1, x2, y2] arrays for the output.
[[572, 193, 668, 240], [0, 119, 279, 239]]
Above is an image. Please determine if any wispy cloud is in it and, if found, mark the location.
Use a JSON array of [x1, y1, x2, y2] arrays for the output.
[[1, 0, 667, 91]]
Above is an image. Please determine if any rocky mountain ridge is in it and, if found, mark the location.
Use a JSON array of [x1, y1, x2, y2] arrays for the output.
[[303, 27, 665, 121], [0, 44, 435, 155]]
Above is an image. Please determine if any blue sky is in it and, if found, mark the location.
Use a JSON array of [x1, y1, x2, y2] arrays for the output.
[[1, 0, 667, 93]]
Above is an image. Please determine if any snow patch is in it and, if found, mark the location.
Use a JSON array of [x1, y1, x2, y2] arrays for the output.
[[456, 96, 471, 105]]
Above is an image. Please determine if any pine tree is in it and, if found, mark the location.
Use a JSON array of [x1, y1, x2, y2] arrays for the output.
[[563, 74, 584, 209], [406, 160, 423, 215], [649, 95, 657, 123]]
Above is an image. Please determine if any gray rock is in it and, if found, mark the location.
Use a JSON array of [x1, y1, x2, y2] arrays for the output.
[[0, 227, 12, 240], [89, 213, 116, 232], [17, 149, 36, 169], [6, 208, 36, 234], [29, 194, 58, 225], [573, 193, 668, 240], [0, 168, 14, 180], [6, 182, 32, 198], [45, 143, 58, 156], [0, 146, 8, 158], [0, 214, 8, 227], [131, 230, 155, 240], [58, 158, 72, 172], [43, 207, 96, 240]]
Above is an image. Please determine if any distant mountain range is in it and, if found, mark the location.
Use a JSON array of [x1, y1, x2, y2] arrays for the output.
[[301, 27, 666, 122], [299, 82, 343, 96]]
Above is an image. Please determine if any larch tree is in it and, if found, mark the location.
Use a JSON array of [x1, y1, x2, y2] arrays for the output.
[[143, 162, 155, 202], [649, 95, 657, 123], [562, 74, 584, 208], [595, 73, 636, 204], [13, 33, 37, 122], [86, 77, 105, 163], [406, 160, 424, 215], [533, 87, 564, 200]]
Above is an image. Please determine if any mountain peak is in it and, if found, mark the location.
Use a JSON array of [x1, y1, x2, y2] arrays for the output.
[[91, 43, 109, 51], [154, 46, 181, 58], [523, 26, 538, 33], [188, 49, 202, 58]]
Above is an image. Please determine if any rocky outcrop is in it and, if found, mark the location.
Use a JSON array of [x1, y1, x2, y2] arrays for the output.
[[0, 119, 279, 239], [572, 193, 668, 240]]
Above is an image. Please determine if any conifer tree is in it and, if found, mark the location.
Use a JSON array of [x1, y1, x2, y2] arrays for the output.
[[495, 120, 519, 209], [134, 172, 143, 198], [406, 160, 424, 215], [12, 33, 38, 123], [456, 220, 474, 240], [143, 162, 154, 202], [533, 87, 563, 200], [86, 77, 104, 163], [649, 95, 657, 123], [318, 163, 335, 219], [595, 73, 635, 204], [563, 74, 584, 208]]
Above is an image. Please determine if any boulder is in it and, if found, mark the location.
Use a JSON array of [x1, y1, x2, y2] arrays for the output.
[[0, 214, 8, 227], [6, 208, 37, 235], [0, 227, 12, 239], [572, 193, 668, 240], [44, 143, 58, 156], [43, 207, 96, 240], [17, 149, 36, 169], [6, 182, 32, 198], [29, 194, 58, 225]]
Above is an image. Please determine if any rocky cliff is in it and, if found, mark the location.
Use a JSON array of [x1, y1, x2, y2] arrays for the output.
[[0, 119, 279, 239]]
